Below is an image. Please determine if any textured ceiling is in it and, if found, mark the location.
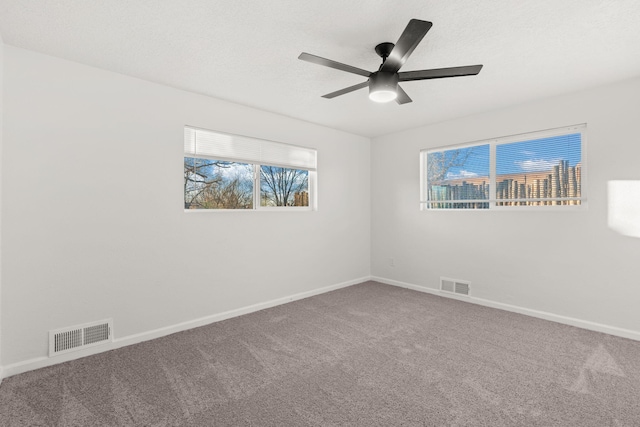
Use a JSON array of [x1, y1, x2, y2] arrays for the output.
[[1, 0, 640, 137]]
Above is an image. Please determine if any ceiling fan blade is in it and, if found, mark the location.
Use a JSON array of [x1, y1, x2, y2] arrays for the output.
[[299, 53, 371, 78], [399, 65, 483, 81], [395, 85, 412, 105], [322, 81, 369, 99], [380, 19, 432, 73]]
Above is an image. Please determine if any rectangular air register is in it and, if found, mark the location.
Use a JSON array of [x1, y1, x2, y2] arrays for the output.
[[49, 319, 113, 357], [440, 277, 470, 296]]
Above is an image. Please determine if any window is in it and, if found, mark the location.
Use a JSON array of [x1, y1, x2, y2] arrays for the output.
[[421, 124, 586, 209], [184, 127, 316, 210]]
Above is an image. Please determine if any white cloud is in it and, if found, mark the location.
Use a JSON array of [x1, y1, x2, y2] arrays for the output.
[[446, 170, 479, 179], [217, 163, 253, 181], [516, 158, 561, 172]]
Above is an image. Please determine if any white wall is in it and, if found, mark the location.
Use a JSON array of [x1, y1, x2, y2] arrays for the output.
[[1, 46, 371, 369], [371, 76, 640, 336], [0, 33, 4, 381]]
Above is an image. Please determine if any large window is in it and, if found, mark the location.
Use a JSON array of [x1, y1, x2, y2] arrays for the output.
[[421, 124, 586, 209], [184, 127, 316, 210]]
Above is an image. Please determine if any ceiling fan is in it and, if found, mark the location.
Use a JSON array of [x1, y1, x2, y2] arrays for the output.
[[298, 19, 483, 104]]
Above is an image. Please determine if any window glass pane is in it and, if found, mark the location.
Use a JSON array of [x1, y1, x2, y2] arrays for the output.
[[184, 157, 253, 209], [426, 144, 490, 209], [495, 133, 581, 206], [260, 166, 309, 207]]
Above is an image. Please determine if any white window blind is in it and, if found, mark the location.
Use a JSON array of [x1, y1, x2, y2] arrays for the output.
[[420, 124, 586, 209], [495, 131, 582, 206], [184, 127, 317, 171]]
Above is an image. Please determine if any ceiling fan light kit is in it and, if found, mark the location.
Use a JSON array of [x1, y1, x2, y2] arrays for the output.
[[369, 71, 399, 103], [299, 19, 483, 105]]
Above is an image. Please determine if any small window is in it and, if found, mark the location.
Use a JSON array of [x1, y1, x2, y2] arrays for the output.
[[184, 127, 316, 210], [421, 124, 586, 209]]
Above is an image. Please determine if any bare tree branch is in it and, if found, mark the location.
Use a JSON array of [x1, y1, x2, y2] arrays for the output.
[[260, 166, 308, 206]]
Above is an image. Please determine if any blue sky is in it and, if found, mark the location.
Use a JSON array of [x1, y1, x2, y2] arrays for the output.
[[438, 133, 581, 179]]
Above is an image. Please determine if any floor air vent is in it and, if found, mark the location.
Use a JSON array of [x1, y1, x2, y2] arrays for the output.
[[440, 277, 470, 296], [49, 319, 113, 357]]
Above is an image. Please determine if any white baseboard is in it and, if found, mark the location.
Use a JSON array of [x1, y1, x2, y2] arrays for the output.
[[371, 276, 640, 342], [0, 276, 370, 380]]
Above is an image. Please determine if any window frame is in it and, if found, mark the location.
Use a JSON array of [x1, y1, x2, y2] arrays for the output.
[[184, 126, 317, 212], [420, 124, 587, 211]]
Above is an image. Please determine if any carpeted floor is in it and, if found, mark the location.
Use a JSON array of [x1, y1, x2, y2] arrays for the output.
[[1, 281, 640, 426]]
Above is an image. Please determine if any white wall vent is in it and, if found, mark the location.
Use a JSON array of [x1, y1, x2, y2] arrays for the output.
[[440, 277, 470, 296], [49, 319, 113, 357]]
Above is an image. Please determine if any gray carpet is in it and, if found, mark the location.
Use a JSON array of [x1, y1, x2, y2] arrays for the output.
[[1, 281, 640, 426]]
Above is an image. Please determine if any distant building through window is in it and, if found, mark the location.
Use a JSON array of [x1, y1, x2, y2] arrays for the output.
[[421, 124, 586, 209]]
